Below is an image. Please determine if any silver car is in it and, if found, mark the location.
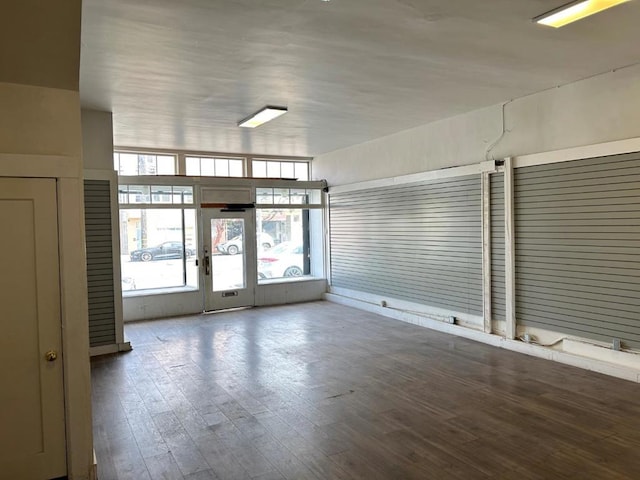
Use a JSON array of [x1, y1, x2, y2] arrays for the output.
[[217, 233, 274, 255]]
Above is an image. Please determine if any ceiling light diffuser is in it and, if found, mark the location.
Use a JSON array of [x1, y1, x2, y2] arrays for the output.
[[534, 0, 631, 28], [238, 106, 288, 128]]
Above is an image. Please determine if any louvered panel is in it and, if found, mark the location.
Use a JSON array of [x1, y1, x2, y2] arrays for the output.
[[514, 152, 640, 348], [330, 175, 483, 315], [490, 173, 505, 323], [84, 180, 116, 347]]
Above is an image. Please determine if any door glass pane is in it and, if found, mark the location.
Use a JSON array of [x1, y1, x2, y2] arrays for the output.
[[211, 218, 245, 291]]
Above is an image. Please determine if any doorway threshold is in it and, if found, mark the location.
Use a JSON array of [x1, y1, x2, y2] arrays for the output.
[[203, 305, 253, 314]]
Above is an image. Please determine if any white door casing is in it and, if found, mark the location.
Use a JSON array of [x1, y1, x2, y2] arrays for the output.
[[202, 208, 256, 311], [0, 178, 66, 479]]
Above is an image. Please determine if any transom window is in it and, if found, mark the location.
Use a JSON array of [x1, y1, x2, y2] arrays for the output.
[[114, 150, 310, 179], [118, 185, 193, 205], [256, 187, 322, 205], [252, 159, 309, 180], [114, 152, 176, 176], [185, 156, 244, 177]]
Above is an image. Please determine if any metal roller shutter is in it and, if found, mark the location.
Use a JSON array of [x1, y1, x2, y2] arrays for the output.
[[330, 175, 483, 315], [84, 179, 117, 347], [514, 153, 640, 347], [490, 173, 506, 323]]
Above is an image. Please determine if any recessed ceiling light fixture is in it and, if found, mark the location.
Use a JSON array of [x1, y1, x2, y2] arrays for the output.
[[238, 106, 288, 128], [534, 0, 631, 28]]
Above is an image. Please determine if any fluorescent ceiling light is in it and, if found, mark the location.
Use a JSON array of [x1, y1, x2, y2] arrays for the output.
[[534, 0, 631, 28], [238, 106, 287, 128]]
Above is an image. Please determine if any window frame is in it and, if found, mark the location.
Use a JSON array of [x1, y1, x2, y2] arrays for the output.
[[117, 206, 199, 295], [250, 158, 311, 181], [255, 187, 323, 284], [115, 153, 325, 297], [117, 179, 199, 295], [185, 155, 246, 178], [113, 151, 178, 176]]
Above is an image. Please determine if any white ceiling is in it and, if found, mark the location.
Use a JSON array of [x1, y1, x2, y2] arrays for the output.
[[80, 0, 640, 158]]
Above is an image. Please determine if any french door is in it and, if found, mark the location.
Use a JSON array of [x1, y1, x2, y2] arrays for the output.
[[202, 208, 257, 310]]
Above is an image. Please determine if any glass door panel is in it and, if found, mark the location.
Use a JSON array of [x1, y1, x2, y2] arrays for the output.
[[211, 218, 246, 291], [202, 208, 256, 311]]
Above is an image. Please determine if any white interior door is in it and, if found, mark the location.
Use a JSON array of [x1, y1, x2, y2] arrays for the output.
[[202, 208, 256, 310], [0, 178, 66, 479]]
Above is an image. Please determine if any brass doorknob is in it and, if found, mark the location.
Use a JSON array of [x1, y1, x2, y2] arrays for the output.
[[45, 350, 58, 362]]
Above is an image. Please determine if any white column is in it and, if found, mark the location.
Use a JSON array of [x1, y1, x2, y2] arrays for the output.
[[481, 171, 492, 334], [504, 157, 516, 339]]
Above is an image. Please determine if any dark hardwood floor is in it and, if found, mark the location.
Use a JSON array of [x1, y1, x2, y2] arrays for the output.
[[92, 301, 640, 479]]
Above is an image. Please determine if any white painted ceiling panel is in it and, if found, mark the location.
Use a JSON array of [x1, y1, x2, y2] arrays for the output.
[[80, 0, 640, 157]]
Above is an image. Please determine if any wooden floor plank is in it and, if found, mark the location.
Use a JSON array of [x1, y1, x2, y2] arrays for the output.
[[92, 301, 640, 480]]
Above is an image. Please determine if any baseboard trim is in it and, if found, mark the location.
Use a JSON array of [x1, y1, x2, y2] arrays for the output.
[[325, 292, 640, 383], [91, 449, 98, 480], [89, 341, 132, 357]]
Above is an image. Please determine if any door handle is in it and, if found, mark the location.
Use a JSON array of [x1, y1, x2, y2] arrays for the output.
[[45, 350, 58, 362], [204, 253, 210, 276]]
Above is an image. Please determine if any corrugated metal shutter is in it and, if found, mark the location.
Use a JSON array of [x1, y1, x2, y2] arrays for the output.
[[515, 153, 640, 347], [330, 175, 483, 315], [84, 179, 117, 347], [490, 173, 506, 323]]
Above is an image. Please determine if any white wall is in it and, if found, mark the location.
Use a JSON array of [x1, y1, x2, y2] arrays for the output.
[[0, 81, 93, 479], [313, 64, 640, 185], [82, 109, 114, 171], [315, 64, 640, 381], [124, 290, 202, 322], [0, 83, 83, 162], [0, 4, 92, 475], [123, 280, 327, 322]]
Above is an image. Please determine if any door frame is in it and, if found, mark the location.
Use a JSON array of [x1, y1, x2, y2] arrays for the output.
[[201, 206, 257, 311], [0, 153, 95, 480]]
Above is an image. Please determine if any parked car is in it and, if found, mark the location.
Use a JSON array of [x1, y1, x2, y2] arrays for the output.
[[130, 241, 195, 262], [258, 242, 305, 279], [217, 232, 274, 255]]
